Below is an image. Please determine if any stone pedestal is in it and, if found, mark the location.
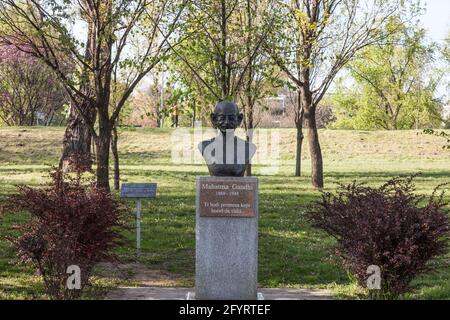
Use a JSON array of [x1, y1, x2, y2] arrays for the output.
[[195, 176, 259, 300]]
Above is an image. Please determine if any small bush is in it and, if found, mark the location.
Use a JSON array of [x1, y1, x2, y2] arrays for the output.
[[0, 168, 126, 300], [309, 176, 449, 299]]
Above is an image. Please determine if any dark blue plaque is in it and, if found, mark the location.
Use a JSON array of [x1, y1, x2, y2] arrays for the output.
[[120, 183, 157, 198]]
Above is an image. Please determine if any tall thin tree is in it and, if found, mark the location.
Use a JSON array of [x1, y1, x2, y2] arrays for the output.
[[266, 0, 408, 188], [0, 0, 187, 190]]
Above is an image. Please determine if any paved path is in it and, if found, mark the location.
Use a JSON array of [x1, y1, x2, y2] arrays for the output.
[[106, 287, 333, 300]]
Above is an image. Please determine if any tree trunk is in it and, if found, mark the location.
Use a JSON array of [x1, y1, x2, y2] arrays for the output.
[[59, 102, 95, 171], [302, 90, 324, 188], [245, 97, 254, 177], [245, 133, 252, 176], [94, 0, 114, 191], [111, 123, 120, 191], [95, 132, 111, 191], [192, 101, 196, 128], [295, 124, 304, 177], [295, 90, 304, 177], [95, 110, 111, 191], [30, 110, 35, 126], [59, 20, 95, 172]]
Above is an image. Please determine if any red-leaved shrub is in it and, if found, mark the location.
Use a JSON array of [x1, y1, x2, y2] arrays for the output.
[[0, 168, 126, 299], [309, 176, 449, 299]]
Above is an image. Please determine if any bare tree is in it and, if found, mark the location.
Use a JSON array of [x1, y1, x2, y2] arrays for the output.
[[168, 0, 274, 102], [59, 16, 96, 172], [266, 0, 405, 188], [166, 0, 277, 177], [0, 0, 187, 190], [285, 82, 304, 177], [237, 0, 281, 176]]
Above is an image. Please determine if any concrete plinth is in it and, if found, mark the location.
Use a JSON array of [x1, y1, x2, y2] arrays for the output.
[[195, 176, 259, 300]]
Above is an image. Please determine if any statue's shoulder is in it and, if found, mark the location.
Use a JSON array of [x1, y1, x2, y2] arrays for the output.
[[198, 138, 215, 153]]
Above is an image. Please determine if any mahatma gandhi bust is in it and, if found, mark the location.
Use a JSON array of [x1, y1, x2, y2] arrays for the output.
[[198, 100, 256, 177]]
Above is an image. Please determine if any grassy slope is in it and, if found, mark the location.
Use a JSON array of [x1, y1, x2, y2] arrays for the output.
[[0, 127, 448, 299]]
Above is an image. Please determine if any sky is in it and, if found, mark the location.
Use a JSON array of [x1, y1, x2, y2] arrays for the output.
[[422, 0, 450, 102], [422, 0, 450, 43]]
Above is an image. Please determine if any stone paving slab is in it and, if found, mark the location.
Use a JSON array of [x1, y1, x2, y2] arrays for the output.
[[106, 287, 333, 300]]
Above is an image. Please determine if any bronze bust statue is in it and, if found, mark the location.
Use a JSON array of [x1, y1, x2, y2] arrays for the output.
[[198, 100, 256, 176]]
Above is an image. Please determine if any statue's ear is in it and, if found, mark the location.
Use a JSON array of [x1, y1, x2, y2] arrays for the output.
[[237, 113, 243, 126], [210, 113, 217, 128]]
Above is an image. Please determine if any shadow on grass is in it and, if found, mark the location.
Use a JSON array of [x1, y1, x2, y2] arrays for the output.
[[324, 170, 450, 180], [119, 151, 171, 162]]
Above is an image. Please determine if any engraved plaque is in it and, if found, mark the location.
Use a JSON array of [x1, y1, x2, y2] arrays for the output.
[[198, 177, 258, 217]]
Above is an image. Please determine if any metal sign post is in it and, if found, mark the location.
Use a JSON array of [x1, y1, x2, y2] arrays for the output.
[[120, 183, 157, 259], [136, 199, 142, 258]]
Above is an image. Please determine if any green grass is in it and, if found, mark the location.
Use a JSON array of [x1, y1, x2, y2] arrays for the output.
[[0, 127, 449, 299]]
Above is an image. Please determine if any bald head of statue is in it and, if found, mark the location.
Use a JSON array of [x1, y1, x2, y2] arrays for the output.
[[211, 100, 244, 133], [199, 100, 255, 176]]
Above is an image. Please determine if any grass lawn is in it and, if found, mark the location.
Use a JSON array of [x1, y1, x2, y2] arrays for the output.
[[0, 126, 449, 299]]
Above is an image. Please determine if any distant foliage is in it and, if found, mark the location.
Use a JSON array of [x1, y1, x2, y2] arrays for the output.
[[0, 44, 69, 126], [309, 176, 449, 299], [315, 106, 336, 129], [0, 166, 126, 299], [330, 19, 443, 130]]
